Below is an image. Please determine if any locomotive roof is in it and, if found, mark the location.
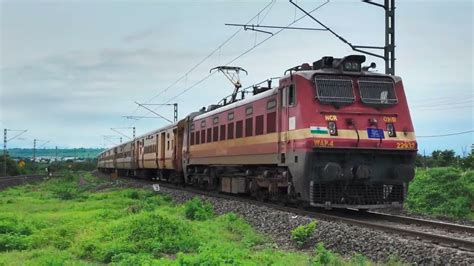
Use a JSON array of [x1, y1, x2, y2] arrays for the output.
[[193, 87, 278, 121], [289, 69, 402, 83]]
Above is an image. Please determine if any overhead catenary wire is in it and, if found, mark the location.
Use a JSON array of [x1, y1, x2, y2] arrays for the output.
[[417, 130, 474, 138], [163, 0, 330, 105], [125, 0, 276, 126]]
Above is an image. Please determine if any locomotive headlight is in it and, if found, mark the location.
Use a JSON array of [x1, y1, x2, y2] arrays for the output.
[[344, 62, 353, 71], [328, 121, 338, 136], [387, 123, 396, 137]]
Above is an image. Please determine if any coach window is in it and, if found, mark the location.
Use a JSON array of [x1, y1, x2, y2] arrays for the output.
[[201, 120, 206, 128], [190, 132, 195, 145], [246, 106, 253, 116], [245, 117, 253, 137], [236, 120, 243, 138], [201, 129, 205, 144], [220, 125, 226, 141], [207, 128, 212, 143], [227, 123, 234, 139], [288, 84, 296, 106], [228, 112, 234, 121], [267, 99, 276, 110], [213, 117, 219, 125]]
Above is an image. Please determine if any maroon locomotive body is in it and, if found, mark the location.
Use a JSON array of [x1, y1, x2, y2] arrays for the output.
[[98, 55, 417, 209]]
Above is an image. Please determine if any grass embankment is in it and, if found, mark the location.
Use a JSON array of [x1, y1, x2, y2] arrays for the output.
[[0, 172, 374, 265], [406, 167, 474, 220]]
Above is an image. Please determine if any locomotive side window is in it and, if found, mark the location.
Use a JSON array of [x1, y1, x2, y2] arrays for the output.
[[314, 76, 355, 104], [207, 128, 212, 143], [220, 125, 226, 141], [246, 106, 253, 116], [288, 85, 296, 106], [267, 99, 276, 109], [245, 118, 253, 137], [358, 78, 398, 105], [227, 123, 234, 139], [255, 115, 264, 135], [267, 112, 277, 133], [236, 120, 243, 138]]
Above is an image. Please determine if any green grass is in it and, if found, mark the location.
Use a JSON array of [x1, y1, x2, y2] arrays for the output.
[[406, 167, 474, 220], [0, 173, 382, 265]]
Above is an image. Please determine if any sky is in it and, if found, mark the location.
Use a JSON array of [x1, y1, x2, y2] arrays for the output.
[[0, 0, 472, 155]]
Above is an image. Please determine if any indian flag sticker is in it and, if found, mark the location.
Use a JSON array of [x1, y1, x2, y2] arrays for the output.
[[310, 126, 329, 135]]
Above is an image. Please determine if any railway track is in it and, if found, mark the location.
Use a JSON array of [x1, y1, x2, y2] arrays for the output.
[[0, 175, 45, 190], [142, 179, 474, 251]]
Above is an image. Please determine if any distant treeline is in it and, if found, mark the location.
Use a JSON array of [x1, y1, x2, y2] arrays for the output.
[[416, 150, 473, 170], [7, 148, 104, 159]]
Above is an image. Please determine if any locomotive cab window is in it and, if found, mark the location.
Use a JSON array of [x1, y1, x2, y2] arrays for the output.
[[314, 76, 355, 104], [358, 78, 398, 105]]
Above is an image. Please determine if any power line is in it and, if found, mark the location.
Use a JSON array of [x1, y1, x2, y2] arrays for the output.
[[125, 0, 276, 126], [162, 0, 330, 105], [417, 130, 474, 138]]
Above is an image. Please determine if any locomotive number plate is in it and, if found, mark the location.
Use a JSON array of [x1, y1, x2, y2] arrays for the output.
[[314, 139, 334, 147], [396, 142, 416, 149], [367, 128, 385, 139]]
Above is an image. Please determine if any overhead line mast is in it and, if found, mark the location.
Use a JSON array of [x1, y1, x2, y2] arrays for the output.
[[226, 0, 396, 75]]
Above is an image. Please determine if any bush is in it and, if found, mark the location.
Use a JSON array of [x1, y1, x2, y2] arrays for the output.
[[406, 168, 474, 219], [291, 221, 317, 248], [118, 212, 198, 255], [184, 198, 214, 221], [312, 242, 337, 265]]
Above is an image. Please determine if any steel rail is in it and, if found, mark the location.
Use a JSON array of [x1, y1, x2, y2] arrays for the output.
[[0, 175, 45, 190], [365, 210, 474, 235], [146, 180, 474, 251]]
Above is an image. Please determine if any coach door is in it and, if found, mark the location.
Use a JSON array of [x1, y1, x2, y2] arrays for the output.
[[160, 131, 166, 169], [133, 140, 141, 168]]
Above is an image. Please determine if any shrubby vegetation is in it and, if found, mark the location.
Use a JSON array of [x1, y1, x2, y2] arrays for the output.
[[0, 155, 97, 176], [291, 221, 317, 248], [0, 173, 379, 265], [406, 167, 473, 220]]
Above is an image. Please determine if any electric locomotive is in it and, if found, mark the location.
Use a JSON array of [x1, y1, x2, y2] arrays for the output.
[[98, 54, 417, 210]]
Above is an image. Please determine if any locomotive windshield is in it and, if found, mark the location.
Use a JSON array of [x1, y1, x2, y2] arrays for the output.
[[314, 76, 355, 104], [358, 78, 398, 105]]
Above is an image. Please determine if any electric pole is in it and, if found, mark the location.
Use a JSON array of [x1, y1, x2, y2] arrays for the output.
[[33, 139, 36, 173], [2, 129, 27, 177], [3, 129, 6, 177], [32, 139, 49, 174]]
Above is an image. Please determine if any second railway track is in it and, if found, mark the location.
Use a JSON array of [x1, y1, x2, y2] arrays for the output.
[[0, 175, 45, 190]]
